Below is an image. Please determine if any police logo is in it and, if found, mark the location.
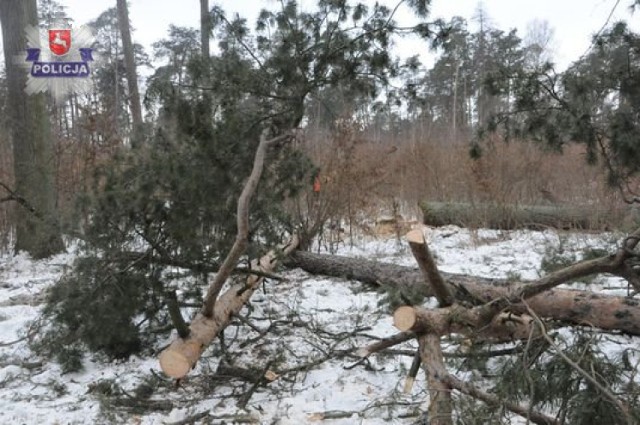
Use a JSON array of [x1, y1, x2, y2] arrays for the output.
[[22, 15, 96, 101]]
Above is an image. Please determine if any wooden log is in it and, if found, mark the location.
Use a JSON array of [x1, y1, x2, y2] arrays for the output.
[[419, 201, 631, 231], [286, 251, 640, 336], [393, 306, 535, 341], [159, 237, 298, 379]]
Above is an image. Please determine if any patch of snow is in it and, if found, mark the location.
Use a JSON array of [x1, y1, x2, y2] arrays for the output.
[[0, 226, 634, 424]]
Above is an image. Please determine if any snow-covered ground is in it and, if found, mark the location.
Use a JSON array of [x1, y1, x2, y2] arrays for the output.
[[0, 226, 631, 424]]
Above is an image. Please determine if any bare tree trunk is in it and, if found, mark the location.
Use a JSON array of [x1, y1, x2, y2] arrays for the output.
[[116, 0, 143, 147], [0, 0, 65, 259], [200, 0, 210, 60], [451, 62, 459, 142], [199, 0, 214, 133]]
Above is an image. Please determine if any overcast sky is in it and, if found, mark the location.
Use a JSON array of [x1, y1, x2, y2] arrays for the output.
[[3, 0, 639, 71], [62, 0, 638, 69]]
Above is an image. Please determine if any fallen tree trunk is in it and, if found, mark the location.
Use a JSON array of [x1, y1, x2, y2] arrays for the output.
[[286, 251, 640, 336], [419, 201, 632, 231], [285, 250, 503, 297]]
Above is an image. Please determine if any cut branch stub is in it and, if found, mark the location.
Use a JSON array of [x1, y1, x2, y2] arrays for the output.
[[403, 349, 422, 394], [406, 227, 454, 306]]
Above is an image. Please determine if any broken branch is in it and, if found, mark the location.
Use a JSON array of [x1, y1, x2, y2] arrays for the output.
[[201, 131, 292, 316], [356, 331, 415, 358]]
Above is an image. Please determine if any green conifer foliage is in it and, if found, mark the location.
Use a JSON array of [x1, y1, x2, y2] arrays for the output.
[[34, 0, 441, 365], [486, 22, 640, 196]]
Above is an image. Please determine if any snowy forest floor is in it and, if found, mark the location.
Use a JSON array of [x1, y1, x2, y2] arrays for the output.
[[0, 226, 634, 424]]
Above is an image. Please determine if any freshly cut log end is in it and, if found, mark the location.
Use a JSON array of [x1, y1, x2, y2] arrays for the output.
[[394, 306, 418, 331], [159, 339, 203, 379], [405, 228, 425, 244]]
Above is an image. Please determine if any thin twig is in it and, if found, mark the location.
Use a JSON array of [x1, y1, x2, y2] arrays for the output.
[[237, 360, 274, 409]]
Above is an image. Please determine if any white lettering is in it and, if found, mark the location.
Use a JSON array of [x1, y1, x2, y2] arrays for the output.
[[31, 62, 90, 77]]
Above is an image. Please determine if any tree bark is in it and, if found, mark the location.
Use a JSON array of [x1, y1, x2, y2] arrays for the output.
[[419, 334, 453, 425], [0, 0, 65, 259], [116, 0, 144, 147], [420, 201, 629, 231], [159, 131, 295, 379], [394, 305, 535, 341], [159, 236, 298, 379], [406, 228, 454, 306], [286, 251, 640, 336], [200, 0, 210, 60]]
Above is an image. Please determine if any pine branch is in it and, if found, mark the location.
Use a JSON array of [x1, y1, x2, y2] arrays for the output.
[[443, 374, 560, 425], [523, 300, 633, 424], [201, 131, 292, 316]]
